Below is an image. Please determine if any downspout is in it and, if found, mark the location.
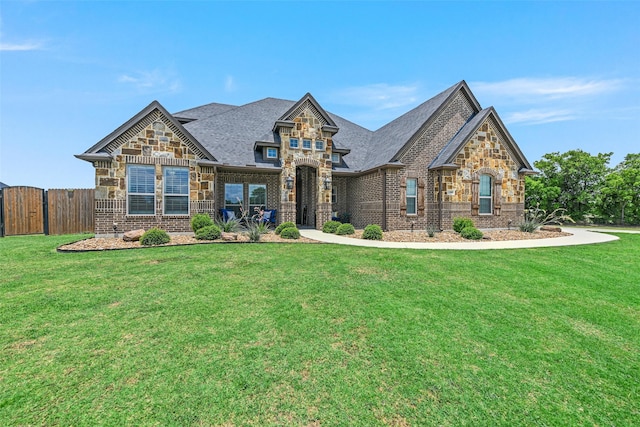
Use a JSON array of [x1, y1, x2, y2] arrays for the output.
[[381, 168, 387, 231], [438, 170, 443, 231]]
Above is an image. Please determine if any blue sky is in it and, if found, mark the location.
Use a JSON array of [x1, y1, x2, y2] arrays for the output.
[[1, 0, 638, 189]]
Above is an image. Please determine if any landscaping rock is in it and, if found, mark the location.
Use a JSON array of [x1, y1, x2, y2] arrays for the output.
[[540, 225, 562, 232], [221, 232, 238, 241], [123, 229, 145, 241]]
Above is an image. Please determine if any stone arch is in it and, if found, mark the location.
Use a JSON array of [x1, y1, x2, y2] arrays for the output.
[[292, 157, 320, 169]]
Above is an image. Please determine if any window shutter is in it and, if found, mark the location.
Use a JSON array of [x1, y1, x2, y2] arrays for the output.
[[493, 176, 502, 216], [400, 177, 407, 213], [471, 174, 479, 216], [418, 178, 425, 216]]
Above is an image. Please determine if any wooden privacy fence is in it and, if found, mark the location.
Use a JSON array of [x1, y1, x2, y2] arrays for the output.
[[0, 187, 94, 237]]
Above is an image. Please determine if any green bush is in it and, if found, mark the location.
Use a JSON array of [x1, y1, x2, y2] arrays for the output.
[[195, 224, 221, 240], [191, 213, 213, 232], [460, 226, 483, 240], [140, 228, 170, 246], [336, 223, 355, 235], [215, 217, 241, 233], [279, 226, 300, 239], [322, 220, 341, 233], [453, 217, 475, 233], [275, 221, 296, 235], [362, 224, 383, 240], [519, 221, 538, 233]]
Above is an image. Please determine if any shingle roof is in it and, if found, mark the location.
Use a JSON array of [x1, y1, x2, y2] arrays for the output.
[[358, 81, 474, 171], [0, 181, 8, 189], [173, 102, 237, 121]]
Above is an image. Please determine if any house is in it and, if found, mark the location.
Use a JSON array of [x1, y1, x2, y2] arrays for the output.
[[76, 81, 535, 237]]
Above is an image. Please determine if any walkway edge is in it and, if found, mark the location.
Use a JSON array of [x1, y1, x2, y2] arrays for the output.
[[299, 228, 625, 250]]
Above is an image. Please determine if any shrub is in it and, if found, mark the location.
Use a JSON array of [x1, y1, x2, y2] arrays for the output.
[[215, 217, 241, 233], [362, 224, 383, 240], [244, 221, 270, 242], [195, 224, 221, 240], [453, 217, 475, 233], [460, 226, 483, 240], [336, 223, 355, 235], [275, 221, 296, 235], [322, 220, 341, 233], [191, 213, 213, 232], [519, 221, 538, 233], [140, 228, 170, 246], [338, 212, 351, 224], [519, 205, 575, 233], [426, 225, 438, 238], [279, 226, 300, 239]]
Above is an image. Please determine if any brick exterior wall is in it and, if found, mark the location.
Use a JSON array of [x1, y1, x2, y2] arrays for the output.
[[216, 170, 280, 221], [92, 110, 216, 236]]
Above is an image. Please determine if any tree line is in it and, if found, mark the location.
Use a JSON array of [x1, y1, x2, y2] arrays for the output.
[[525, 150, 640, 225]]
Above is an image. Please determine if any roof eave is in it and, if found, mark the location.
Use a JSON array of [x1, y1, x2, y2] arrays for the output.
[[429, 163, 460, 171], [74, 153, 113, 163]]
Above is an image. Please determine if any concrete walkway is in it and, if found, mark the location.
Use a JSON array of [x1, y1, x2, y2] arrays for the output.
[[299, 227, 635, 250]]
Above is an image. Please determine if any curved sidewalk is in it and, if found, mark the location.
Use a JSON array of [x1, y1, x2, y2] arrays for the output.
[[299, 227, 628, 250]]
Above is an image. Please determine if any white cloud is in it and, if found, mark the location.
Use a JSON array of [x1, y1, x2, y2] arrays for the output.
[[505, 109, 577, 125], [224, 75, 236, 92], [0, 41, 43, 51], [472, 77, 624, 101], [471, 76, 628, 126], [331, 83, 420, 110], [117, 69, 181, 94]]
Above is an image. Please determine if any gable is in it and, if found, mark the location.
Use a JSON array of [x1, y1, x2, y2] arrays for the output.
[[429, 107, 533, 172], [275, 93, 338, 131], [79, 101, 215, 162]]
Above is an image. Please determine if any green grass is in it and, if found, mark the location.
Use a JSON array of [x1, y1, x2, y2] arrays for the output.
[[1, 234, 639, 426]]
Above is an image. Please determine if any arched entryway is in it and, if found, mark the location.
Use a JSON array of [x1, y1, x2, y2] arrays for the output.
[[296, 165, 317, 227]]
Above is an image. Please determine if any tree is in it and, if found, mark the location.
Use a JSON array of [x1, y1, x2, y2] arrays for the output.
[[598, 153, 640, 224], [526, 150, 612, 221]]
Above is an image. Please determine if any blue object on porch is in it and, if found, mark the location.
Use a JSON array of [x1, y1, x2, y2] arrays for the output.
[[261, 209, 277, 225], [220, 208, 236, 222]]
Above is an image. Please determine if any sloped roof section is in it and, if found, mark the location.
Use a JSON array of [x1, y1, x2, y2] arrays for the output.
[[173, 102, 237, 122], [277, 93, 338, 128], [0, 181, 8, 189], [184, 98, 296, 168], [77, 101, 216, 162], [429, 107, 533, 171], [359, 81, 480, 171]]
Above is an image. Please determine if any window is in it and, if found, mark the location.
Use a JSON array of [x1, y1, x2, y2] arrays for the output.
[[127, 165, 155, 215], [249, 184, 267, 215], [224, 183, 244, 217], [332, 186, 337, 204], [331, 153, 341, 164], [315, 140, 324, 150], [479, 175, 492, 214], [266, 147, 278, 159], [289, 138, 299, 148], [406, 178, 417, 215], [164, 167, 189, 215], [302, 139, 312, 150]]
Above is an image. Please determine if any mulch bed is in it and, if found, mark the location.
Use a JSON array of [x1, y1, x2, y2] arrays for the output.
[[58, 229, 570, 252]]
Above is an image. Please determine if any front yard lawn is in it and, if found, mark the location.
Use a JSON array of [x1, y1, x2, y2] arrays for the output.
[[1, 234, 638, 425]]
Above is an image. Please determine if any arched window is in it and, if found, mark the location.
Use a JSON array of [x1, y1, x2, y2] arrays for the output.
[[479, 174, 492, 214]]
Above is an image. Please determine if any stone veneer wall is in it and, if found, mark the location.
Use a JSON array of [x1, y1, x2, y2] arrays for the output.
[[278, 103, 333, 229], [438, 118, 526, 229], [93, 110, 215, 236]]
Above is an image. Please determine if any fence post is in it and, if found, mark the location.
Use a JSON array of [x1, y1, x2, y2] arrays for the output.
[[0, 189, 4, 237], [43, 189, 49, 236]]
